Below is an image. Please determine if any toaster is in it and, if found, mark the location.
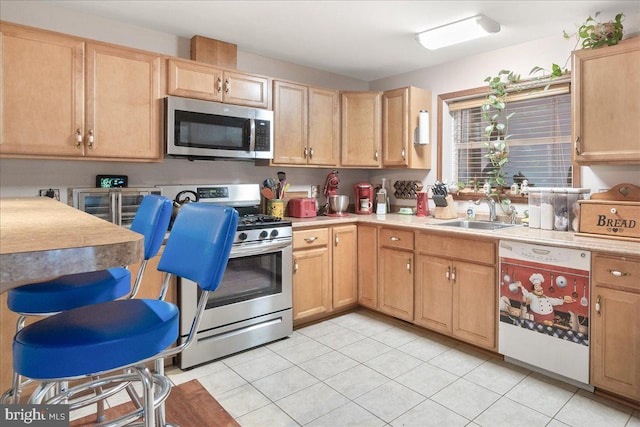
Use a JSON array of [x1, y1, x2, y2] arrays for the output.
[[288, 198, 317, 218]]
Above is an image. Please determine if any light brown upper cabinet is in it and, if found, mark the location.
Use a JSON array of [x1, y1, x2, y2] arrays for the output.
[[167, 58, 269, 108], [0, 22, 162, 161], [572, 37, 640, 165], [382, 86, 432, 169], [272, 80, 339, 166], [341, 91, 382, 168]]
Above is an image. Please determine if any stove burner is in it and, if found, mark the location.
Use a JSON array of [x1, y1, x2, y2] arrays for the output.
[[240, 214, 282, 225]]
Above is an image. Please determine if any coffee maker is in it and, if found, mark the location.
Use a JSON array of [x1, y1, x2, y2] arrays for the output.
[[354, 183, 374, 215]]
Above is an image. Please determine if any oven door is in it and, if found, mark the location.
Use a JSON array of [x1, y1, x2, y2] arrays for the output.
[[179, 241, 292, 336]]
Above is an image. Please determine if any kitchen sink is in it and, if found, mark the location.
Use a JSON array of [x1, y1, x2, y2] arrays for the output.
[[438, 220, 519, 231]]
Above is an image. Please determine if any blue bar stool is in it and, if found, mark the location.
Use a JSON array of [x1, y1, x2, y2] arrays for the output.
[[2, 194, 172, 406], [12, 203, 238, 427]]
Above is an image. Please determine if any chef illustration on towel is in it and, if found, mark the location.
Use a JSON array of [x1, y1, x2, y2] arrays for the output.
[[517, 273, 575, 326]]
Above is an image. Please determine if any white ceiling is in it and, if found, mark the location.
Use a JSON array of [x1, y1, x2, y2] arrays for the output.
[[44, 1, 639, 81]]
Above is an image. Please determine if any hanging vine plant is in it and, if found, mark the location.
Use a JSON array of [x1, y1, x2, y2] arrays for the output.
[[481, 69, 521, 208]]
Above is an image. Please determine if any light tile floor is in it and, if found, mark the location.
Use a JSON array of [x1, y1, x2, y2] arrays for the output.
[[76, 308, 640, 426]]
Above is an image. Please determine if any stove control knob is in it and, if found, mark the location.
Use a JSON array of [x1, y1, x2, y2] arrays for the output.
[[259, 230, 268, 239], [238, 232, 248, 241], [270, 229, 279, 238]]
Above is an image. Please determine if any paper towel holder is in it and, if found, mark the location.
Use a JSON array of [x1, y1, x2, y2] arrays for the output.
[[414, 109, 430, 145]]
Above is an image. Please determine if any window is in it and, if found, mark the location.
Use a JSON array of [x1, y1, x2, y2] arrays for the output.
[[449, 80, 572, 189]]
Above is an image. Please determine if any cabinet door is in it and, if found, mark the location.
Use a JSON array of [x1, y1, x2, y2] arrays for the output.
[[308, 86, 339, 166], [341, 91, 382, 167], [591, 286, 640, 401], [332, 225, 357, 309], [414, 255, 452, 334], [86, 42, 161, 160], [573, 37, 640, 164], [166, 58, 223, 102], [453, 260, 496, 350], [382, 87, 409, 167], [292, 247, 331, 321], [222, 70, 269, 108], [272, 80, 308, 165], [0, 23, 84, 157], [357, 225, 378, 309], [378, 247, 413, 321]]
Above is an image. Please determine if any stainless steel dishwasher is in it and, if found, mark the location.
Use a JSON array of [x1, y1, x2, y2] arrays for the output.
[[498, 240, 591, 386]]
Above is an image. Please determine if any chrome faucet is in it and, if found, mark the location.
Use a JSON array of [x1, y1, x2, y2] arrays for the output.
[[474, 197, 497, 222]]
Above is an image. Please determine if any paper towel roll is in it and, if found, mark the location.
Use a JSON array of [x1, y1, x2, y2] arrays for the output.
[[418, 110, 429, 145]]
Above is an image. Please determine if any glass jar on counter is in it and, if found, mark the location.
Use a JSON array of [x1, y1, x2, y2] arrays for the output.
[[552, 188, 568, 231], [567, 188, 591, 232], [540, 188, 554, 230], [528, 188, 541, 229]]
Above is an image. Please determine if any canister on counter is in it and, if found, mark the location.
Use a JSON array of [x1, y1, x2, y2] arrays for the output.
[[567, 188, 590, 232], [553, 188, 568, 231], [528, 188, 541, 229], [267, 199, 284, 218], [540, 188, 554, 230]]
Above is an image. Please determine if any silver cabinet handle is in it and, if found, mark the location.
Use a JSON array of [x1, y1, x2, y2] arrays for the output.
[[390, 236, 400, 241], [608, 269, 630, 277], [304, 237, 318, 243], [445, 266, 450, 280], [309, 147, 314, 159], [406, 259, 411, 272], [374, 151, 379, 160], [75, 129, 83, 148], [87, 129, 95, 149], [294, 259, 299, 273], [304, 147, 308, 158], [401, 147, 406, 159], [595, 295, 601, 314], [217, 77, 223, 93], [451, 267, 456, 281], [575, 136, 581, 155], [335, 234, 339, 246], [224, 78, 230, 94]]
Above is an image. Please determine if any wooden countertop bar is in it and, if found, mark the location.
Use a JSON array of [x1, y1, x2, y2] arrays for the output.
[[0, 197, 143, 292]]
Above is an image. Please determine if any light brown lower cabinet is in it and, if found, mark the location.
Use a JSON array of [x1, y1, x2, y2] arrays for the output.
[[357, 225, 378, 309], [414, 232, 497, 351], [590, 253, 640, 403], [377, 228, 414, 321], [292, 226, 357, 325]]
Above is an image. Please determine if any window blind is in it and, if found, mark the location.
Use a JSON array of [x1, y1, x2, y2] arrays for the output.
[[451, 83, 572, 189]]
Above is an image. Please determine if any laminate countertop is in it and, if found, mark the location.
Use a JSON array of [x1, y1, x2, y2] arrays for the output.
[[288, 213, 640, 257], [0, 197, 143, 293]]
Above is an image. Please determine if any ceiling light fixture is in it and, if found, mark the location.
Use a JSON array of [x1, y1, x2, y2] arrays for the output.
[[416, 14, 501, 50]]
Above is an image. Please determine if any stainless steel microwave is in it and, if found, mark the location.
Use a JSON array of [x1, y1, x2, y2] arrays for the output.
[[165, 96, 273, 160]]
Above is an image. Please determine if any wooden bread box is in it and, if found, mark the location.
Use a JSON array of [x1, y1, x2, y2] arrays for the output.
[[576, 183, 640, 241]]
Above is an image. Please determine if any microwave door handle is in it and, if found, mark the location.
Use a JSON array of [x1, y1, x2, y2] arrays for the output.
[[248, 118, 256, 153]]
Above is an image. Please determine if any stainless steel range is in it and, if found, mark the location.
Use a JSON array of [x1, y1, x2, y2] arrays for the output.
[[161, 184, 293, 369]]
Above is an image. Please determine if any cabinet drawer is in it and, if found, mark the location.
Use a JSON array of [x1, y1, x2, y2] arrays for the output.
[[379, 228, 414, 251], [416, 232, 495, 264], [293, 228, 329, 249], [593, 253, 640, 292]]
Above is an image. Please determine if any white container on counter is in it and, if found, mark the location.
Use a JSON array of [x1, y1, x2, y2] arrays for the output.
[[528, 188, 541, 229], [540, 188, 554, 230]]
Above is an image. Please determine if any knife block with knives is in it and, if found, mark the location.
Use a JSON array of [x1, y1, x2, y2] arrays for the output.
[[433, 195, 457, 219], [432, 181, 457, 219]]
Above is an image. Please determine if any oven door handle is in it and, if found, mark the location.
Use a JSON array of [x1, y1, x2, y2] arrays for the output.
[[231, 240, 292, 258]]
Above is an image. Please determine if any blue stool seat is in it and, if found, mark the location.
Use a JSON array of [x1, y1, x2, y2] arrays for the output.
[[13, 299, 179, 379], [7, 269, 131, 315]]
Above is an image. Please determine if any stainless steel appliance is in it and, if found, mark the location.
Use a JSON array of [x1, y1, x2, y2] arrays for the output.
[[161, 184, 293, 369], [165, 96, 273, 160], [498, 241, 591, 387], [69, 187, 162, 227]]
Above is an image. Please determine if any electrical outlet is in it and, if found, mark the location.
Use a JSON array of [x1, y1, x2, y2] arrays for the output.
[[310, 185, 320, 198], [39, 188, 60, 201]]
